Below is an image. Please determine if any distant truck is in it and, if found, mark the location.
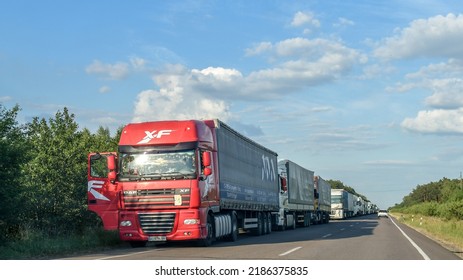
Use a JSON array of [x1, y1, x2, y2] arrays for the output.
[[313, 176, 331, 224], [275, 159, 315, 229], [330, 189, 354, 219], [87, 119, 279, 247]]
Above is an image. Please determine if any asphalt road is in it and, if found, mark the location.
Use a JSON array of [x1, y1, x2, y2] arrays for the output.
[[62, 214, 461, 260]]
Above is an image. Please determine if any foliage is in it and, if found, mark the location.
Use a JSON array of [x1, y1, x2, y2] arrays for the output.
[[326, 179, 369, 202], [390, 213, 463, 255], [0, 104, 121, 257], [0, 227, 121, 259], [392, 177, 463, 220], [0, 104, 27, 243]]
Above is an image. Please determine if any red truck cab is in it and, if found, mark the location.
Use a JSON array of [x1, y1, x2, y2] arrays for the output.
[[87, 120, 218, 246]]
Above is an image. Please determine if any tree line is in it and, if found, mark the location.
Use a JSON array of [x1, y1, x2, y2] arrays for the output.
[[0, 104, 121, 245], [391, 177, 463, 220]]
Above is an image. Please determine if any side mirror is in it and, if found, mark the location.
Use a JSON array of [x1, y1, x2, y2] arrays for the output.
[[108, 171, 117, 182], [202, 151, 211, 167], [107, 154, 116, 170], [204, 167, 212, 176], [280, 176, 287, 192], [107, 154, 116, 183]]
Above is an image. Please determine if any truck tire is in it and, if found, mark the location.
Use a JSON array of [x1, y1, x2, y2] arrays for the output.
[[263, 213, 268, 235], [265, 212, 272, 234], [278, 218, 286, 231], [303, 213, 310, 227], [252, 212, 264, 236], [201, 214, 215, 247], [291, 213, 296, 230], [225, 212, 238, 242]]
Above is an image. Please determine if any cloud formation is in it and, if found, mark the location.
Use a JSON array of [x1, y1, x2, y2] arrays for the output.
[[373, 14, 463, 134], [401, 109, 463, 134], [374, 13, 463, 60], [132, 34, 364, 122], [85, 60, 130, 80]]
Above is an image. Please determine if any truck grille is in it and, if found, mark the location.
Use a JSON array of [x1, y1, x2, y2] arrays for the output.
[[138, 212, 176, 234], [123, 188, 190, 209]]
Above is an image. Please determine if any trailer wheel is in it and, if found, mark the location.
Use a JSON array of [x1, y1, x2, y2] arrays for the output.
[[263, 213, 268, 235], [265, 213, 272, 234], [303, 213, 310, 227], [252, 212, 264, 236], [291, 213, 296, 230]]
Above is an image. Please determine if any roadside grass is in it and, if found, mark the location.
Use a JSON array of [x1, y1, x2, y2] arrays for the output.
[[0, 228, 122, 260], [390, 212, 463, 258]]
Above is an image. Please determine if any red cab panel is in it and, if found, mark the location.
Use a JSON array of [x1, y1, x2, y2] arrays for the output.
[[87, 152, 119, 230]]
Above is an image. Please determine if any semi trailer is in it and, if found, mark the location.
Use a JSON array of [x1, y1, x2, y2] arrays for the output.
[[313, 175, 331, 224], [330, 189, 354, 219], [275, 159, 315, 229], [87, 119, 279, 247]]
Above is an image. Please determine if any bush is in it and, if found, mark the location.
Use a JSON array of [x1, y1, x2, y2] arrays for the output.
[[444, 200, 463, 220]]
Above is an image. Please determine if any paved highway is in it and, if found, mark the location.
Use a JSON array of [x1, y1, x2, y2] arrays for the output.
[[63, 214, 460, 260]]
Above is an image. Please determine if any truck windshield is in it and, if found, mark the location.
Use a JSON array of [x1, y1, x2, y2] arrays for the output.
[[119, 150, 196, 181], [331, 195, 342, 204]]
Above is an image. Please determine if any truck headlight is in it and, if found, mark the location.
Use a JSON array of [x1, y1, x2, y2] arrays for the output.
[[120, 220, 132, 227], [184, 219, 200, 225]]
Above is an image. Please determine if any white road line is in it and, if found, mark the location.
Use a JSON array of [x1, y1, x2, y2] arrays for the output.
[[96, 250, 153, 260], [390, 218, 431, 260], [279, 246, 302, 257], [322, 234, 332, 238]]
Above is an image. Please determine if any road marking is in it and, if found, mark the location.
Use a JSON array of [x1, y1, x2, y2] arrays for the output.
[[322, 234, 332, 238], [390, 217, 431, 260], [279, 246, 302, 256], [340, 228, 345, 231], [96, 250, 154, 260]]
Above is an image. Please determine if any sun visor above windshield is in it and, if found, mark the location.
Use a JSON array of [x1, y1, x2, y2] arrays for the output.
[[119, 120, 215, 149]]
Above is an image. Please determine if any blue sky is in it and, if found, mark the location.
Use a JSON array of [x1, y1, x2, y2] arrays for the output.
[[1, 0, 463, 209]]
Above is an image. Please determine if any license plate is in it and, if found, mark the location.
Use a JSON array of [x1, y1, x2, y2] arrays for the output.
[[148, 236, 166, 242]]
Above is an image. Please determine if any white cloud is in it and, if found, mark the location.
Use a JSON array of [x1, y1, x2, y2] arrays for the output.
[[401, 108, 463, 134], [132, 64, 231, 123], [424, 78, 463, 109], [99, 86, 111, 93], [245, 42, 272, 56], [0, 96, 12, 102], [405, 59, 463, 80], [333, 17, 354, 28], [130, 56, 147, 70], [191, 67, 243, 83], [291, 11, 320, 28], [134, 35, 362, 121], [244, 38, 364, 97], [363, 160, 413, 166], [374, 13, 463, 60], [85, 60, 130, 80], [132, 36, 365, 121]]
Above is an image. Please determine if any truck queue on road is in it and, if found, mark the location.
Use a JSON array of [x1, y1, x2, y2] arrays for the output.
[[87, 119, 377, 247]]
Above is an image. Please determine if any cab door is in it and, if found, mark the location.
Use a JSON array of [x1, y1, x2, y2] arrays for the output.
[[87, 152, 119, 230]]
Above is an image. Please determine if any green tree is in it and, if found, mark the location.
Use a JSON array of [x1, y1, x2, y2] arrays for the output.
[[0, 104, 26, 242], [21, 107, 89, 235]]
